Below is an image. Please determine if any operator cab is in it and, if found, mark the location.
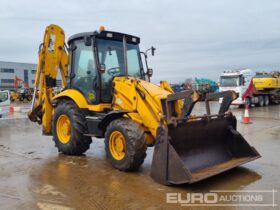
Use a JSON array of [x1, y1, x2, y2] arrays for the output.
[[68, 28, 145, 105]]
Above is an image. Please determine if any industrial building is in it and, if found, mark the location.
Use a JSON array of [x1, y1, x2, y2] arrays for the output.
[[0, 61, 37, 90], [0, 61, 62, 90]]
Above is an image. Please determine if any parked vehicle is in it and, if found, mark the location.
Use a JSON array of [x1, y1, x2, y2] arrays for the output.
[[10, 76, 33, 102], [0, 90, 10, 118], [28, 24, 260, 185], [219, 69, 280, 107]]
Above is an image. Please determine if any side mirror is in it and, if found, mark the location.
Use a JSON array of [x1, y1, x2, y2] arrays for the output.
[[147, 68, 153, 77], [151, 46, 156, 56], [99, 64, 106, 74]]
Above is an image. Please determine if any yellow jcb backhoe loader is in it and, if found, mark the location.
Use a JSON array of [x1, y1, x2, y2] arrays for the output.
[[28, 24, 260, 185]]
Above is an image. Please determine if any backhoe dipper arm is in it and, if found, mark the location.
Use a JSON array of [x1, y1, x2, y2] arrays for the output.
[[28, 24, 69, 134]]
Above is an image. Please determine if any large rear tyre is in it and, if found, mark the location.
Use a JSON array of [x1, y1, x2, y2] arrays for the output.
[[52, 100, 92, 155], [105, 118, 147, 171], [257, 96, 264, 107], [264, 96, 269, 106]]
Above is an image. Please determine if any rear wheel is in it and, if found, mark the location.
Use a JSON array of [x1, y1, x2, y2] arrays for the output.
[[27, 95, 32, 101], [257, 96, 264, 107], [105, 118, 147, 171], [52, 100, 92, 155], [264, 95, 269, 106]]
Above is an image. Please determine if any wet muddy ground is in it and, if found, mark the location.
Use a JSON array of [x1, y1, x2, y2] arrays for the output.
[[0, 103, 279, 209]]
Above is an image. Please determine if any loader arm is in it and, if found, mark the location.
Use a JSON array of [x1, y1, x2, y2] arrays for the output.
[[28, 24, 69, 134], [112, 77, 184, 138]]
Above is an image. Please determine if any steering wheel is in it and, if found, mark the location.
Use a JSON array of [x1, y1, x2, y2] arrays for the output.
[[107, 67, 121, 76]]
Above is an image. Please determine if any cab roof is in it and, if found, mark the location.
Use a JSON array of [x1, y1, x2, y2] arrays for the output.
[[68, 30, 140, 45]]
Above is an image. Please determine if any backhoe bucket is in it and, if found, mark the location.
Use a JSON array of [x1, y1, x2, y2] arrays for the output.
[[151, 91, 261, 185]]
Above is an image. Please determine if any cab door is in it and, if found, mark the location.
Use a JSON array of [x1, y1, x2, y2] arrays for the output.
[[97, 39, 124, 103], [70, 39, 99, 104]]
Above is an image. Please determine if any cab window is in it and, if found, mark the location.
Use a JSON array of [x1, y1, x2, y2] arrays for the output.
[[71, 40, 98, 104], [96, 38, 143, 103], [0, 92, 8, 103]]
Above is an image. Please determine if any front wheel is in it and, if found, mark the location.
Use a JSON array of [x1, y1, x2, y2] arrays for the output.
[[105, 118, 147, 171], [52, 100, 92, 155]]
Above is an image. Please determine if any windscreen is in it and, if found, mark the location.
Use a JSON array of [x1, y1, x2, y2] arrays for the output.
[[220, 75, 243, 87], [96, 38, 144, 78]]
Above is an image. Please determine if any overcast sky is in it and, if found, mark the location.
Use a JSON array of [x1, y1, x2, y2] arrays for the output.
[[1, 0, 280, 83]]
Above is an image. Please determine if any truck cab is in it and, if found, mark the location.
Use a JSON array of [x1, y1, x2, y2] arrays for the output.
[[66, 29, 153, 105], [219, 69, 254, 105]]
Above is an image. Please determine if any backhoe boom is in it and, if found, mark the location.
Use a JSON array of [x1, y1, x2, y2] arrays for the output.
[[28, 24, 68, 134]]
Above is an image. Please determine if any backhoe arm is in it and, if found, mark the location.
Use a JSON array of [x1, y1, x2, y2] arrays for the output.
[[28, 24, 69, 134]]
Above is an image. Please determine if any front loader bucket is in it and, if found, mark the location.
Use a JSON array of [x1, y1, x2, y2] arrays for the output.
[[151, 91, 261, 185]]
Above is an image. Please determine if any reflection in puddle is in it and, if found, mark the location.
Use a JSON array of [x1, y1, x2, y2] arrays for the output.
[[30, 155, 263, 210]]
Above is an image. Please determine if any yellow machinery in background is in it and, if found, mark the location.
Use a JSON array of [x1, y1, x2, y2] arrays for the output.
[[28, 24, 260, 185], [10, 76, 33, 102], [253, 71, 280, 91]]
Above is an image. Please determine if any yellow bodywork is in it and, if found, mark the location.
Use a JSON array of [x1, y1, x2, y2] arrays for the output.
[[52, 89, 111, 112], [112, 77, 181, 140], [53, 77, 180, 144], [253, 76, 280, 90], [10, 91, 20, 101], [29, 24, 69, 134]]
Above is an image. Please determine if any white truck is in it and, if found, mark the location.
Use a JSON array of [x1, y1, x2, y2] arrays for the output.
[[0, 90, 10, 118], [219, 69, 280, 107]]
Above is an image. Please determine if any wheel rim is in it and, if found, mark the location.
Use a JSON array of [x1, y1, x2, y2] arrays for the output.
[[56, 114, 71, 144], [109, 131, 126, 160]]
